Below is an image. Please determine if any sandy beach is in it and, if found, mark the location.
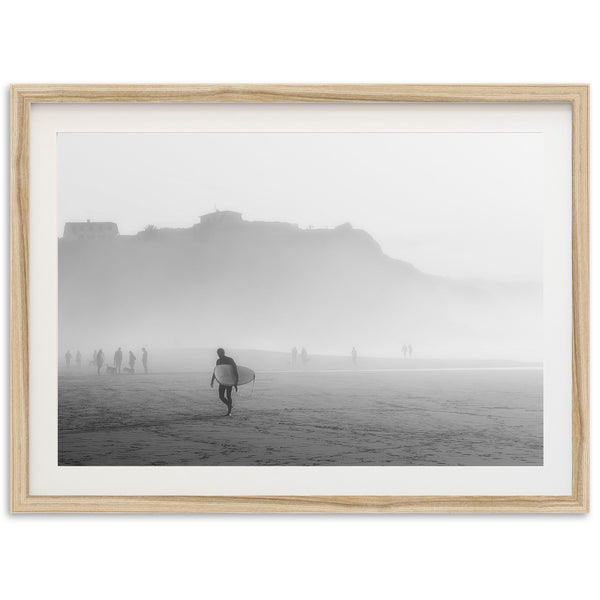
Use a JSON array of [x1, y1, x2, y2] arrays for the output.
[[58, 367, 542, 466]]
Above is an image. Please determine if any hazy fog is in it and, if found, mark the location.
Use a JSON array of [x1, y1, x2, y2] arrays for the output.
[[58, 132, 544, 363], [58, 132, 543, 282], [58, 218, 542, 363]]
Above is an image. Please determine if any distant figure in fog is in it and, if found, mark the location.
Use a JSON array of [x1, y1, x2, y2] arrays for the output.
[[351, 347, 357, 366], [128, 351, 136, 372], [75, 350, 81, 369], [291, 346, 298, 364], [402, 344, 407, 358], [114, 347, 123, 374], [210, 348, 238, 416], [65, 350, 72, 368], [142, 348, 148, 373], [408, 344, 413, 358], [96, 349, 104, 375], [300, 347, 309, 364]]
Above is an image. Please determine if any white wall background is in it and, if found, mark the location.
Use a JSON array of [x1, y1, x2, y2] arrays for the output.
[[1, 1, 596, 599]]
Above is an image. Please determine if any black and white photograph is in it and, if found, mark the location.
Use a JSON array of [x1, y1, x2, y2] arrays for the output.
[[58, 131, 543, 467], [5, 0, 597, 595]]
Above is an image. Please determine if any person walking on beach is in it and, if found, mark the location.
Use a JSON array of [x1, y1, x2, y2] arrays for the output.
[[402, 344, 407, 358], [408, 344, 413, 358], [75, 350, 81, 369], [291, 346, 298, 365], [300, 347, 309, 365], [351, 346, 357, 366], [114, 347, 123, 374], [142, 347, 148, 373], [96, 349, 105, 375], [210, 348, 238, 416], [128, 351, 136, 372], [65, 350, 72, 368]]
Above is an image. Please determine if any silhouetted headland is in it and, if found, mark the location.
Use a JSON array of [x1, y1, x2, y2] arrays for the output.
[[59, 211, 542, 361]]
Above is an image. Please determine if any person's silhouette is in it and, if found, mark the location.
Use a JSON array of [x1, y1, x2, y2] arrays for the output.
[[65, 350, 72, 368], [300, 347, 309, 364], [291, 346, 298, 364], [210, 348, 238, 416], [75, 350, 81, 369], [408, 344, 412, 358], [96, 349, 104, 375], [114, 347, 123, 374], [142, 348, 148, 373], [128, 351, 136, 372], [402, 344, 407, 358]]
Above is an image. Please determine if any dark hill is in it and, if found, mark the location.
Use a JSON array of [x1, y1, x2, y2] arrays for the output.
[[58, 217, 542, 360]]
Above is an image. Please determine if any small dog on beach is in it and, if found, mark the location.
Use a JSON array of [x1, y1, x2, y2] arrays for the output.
[[106, 366, 117, 375]]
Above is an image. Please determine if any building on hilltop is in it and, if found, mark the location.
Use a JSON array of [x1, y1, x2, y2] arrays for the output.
[[63, 220, 119, 240], [199, 210, 243, 226]]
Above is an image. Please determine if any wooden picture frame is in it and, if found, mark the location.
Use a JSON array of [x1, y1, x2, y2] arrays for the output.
[[11, 84, 589, 513]]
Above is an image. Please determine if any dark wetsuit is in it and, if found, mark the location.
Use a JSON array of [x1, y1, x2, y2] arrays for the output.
[[216, 356, 238, 409]]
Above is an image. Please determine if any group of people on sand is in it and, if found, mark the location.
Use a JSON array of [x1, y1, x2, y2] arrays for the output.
[[290, 346, 310, 365], [291, 346, 359, 365], [64, 350, 82, 369], [288, 345, 412, 367], [109, 347, 149, 375], [64, 347, 149, 374]]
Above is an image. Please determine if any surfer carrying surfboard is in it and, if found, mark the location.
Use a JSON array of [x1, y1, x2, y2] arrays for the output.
[[210, 348, 238, 416]]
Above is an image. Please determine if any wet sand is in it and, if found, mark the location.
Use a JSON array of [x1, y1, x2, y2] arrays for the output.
[[58, 369, 543, 466]]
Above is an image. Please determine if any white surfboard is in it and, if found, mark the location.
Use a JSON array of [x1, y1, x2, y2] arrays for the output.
[[213, 364, 255, 386]]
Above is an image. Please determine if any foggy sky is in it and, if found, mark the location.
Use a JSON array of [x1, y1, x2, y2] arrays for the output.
[[58, 132, 543, 282]]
